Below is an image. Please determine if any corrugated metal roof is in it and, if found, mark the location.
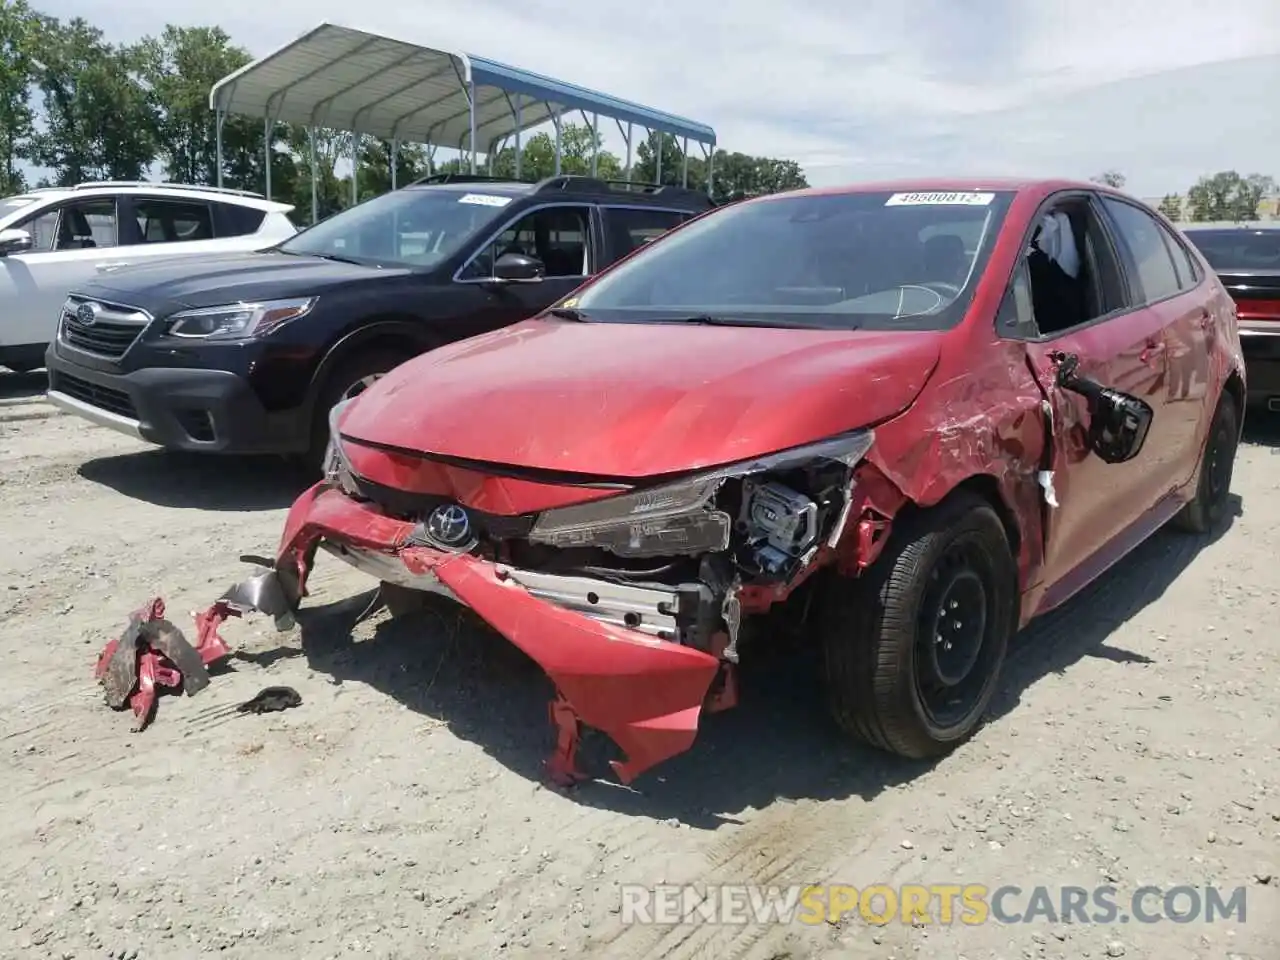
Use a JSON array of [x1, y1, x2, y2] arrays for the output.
[[209, 23, 716, 150]]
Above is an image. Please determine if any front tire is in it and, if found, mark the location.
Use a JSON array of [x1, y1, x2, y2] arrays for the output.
[[821, 491, 1017, 759], [303, 348, 412, 476], [1171, 390, 1238, 534]]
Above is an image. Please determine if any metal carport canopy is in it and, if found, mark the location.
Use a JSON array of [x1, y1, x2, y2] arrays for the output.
[[208, 22, 718, 201]]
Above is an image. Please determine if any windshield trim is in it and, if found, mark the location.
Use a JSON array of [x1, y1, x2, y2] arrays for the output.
[[561, 189, 1017, 332]]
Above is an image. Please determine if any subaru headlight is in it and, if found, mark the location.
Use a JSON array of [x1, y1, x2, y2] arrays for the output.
[[527, 430, 874, 556], [166, 297, 317, 340]]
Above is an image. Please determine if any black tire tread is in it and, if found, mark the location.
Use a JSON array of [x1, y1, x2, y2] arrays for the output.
[[821, 490, 1015, 759], [304, 348, 413, 474], [1171, 390, 1238, 534]]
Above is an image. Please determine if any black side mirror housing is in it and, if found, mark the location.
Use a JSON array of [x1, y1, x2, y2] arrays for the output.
[[492, 252, 545, 283], [1054, 352, 1154, 464]]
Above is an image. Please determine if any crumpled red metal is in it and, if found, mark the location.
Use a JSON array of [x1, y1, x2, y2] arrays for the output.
[[94, 597, 238, 731], [277, 483, 727, 785]]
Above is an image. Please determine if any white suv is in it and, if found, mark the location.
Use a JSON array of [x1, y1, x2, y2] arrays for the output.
[[0, 181, 297, 372]]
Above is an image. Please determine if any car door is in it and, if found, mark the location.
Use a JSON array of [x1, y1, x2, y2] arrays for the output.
[[0, 195, 124, 349], [453, 202, 599, 330], [1000, 191, 1175, 607], [1097, 195, 1213, 488]]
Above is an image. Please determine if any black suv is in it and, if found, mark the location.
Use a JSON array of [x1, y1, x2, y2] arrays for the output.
[[44, 174, 714, 467]]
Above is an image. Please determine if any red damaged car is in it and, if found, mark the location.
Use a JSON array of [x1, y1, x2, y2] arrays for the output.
[[226, 178, 1245, 785]]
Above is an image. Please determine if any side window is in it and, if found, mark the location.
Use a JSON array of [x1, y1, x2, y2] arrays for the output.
[[42, 198, 119, 250], [1014, 197, 1130, 337], [604, 207, 688, 261], [132, 198, 214, 244], [214, 201, 267, 238], [17, 208, 59, 252], [1101, 197, 1181, 302], [1164, 233, 1201, 290], [463, 205, 592, 280]]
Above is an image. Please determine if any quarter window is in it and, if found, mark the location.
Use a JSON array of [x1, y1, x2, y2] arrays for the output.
[[1101, 197, 1182, 302]]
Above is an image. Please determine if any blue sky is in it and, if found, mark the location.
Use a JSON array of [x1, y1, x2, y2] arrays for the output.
[[32, 0, 1280, 197]]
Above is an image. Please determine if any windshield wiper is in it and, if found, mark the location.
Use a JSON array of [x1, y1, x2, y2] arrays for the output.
[[660, 314, 829, 329], [309, 252, 365, 266], [545, 307, 591, 321]]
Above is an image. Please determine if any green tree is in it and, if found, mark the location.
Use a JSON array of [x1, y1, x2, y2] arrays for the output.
[[1091, 170, 1126, 188], [136, 24, 278, 193], [1186, 171, 1277, 222], [1156, 194, 1182, 221], [355, 138, 430, 198], [0, 0, 38, 194], [28, 15, 158, 183]]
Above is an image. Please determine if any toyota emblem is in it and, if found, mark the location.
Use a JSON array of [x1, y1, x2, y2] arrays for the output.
[[76, 302, 100, 326], [425, 504, 473, 549]]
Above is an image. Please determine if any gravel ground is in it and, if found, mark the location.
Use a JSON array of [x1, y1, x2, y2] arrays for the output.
[[1, 369, 1277, 960]]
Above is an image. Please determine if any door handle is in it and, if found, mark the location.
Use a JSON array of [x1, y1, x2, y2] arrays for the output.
[[95, 261, 131, 273], [1139, 339, 1165, 364]]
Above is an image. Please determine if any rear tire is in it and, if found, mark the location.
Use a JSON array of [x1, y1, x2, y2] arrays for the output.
[[820, 491, 1017, 759], [304, 348, 413, 476], [1171, 390, 1238, 534]]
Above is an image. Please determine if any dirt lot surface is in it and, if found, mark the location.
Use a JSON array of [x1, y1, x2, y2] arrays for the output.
[[1, 369, 1277, 960]]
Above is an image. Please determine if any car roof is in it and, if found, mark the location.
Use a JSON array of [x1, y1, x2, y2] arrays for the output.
[[6, 183, 294, 213], [401, 175, 714, 209], [1181, 222, 1280, 233], [762, 176, 1099, 200]]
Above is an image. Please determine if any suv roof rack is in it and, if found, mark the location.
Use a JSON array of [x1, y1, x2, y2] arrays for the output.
[[408, 174, 530, 186], [69, 181, 267, 199], [533, 175, 713, 207]]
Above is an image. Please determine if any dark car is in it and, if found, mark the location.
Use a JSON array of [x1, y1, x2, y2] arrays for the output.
[[43, 174, 714, 467], [1182, 223, 1280, 410]]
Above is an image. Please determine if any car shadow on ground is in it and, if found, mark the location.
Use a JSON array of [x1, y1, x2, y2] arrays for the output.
[[78, 450, 308, 512], [283, 497, 1239, 826], [0, 370, 47, 401]]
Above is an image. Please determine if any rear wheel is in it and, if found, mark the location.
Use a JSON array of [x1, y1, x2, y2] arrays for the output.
[[820, 491, 1017, 759], [304, 348, 413, 476], [1171, 390, 1238, 534]]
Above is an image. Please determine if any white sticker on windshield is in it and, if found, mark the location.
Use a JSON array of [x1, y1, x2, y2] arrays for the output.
[[458, 193, 512, 207], [886, 191, 995, 206]]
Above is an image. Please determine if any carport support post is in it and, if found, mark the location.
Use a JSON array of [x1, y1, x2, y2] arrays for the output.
[[590, 111, 599, 178], [514, 95, 523, 180], [656, 134, 663, 184], [681, 137, 689, 188], [215, 109, 224, 189], [391, 139, 399, 190], [622, 121, 633, 182], [706, 145, 715, 198], [308, 126, 318, 225], [350, 131, 359, 207], [263, 113, 272, 200], [467, 78, 478, 174], [552, 112, 562, 176]]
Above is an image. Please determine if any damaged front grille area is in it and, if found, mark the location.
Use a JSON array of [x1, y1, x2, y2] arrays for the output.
[[322, 428, 875, 656]]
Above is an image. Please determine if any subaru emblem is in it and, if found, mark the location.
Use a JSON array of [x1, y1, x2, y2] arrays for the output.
[[76, 302, 99, 326], [425, 503, 474, 550]]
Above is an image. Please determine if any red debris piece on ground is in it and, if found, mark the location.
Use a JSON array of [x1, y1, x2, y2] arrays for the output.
[[94, 597, 237, 732]]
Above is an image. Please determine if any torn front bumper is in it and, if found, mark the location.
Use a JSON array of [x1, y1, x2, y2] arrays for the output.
[[266, 483, 726, 784]]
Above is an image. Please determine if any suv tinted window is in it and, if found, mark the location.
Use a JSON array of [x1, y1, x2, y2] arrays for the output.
[[1184, 230, 1280, 271], [1101, 197, 1181, 302], [464, 205, 592, 279], [133, 198, 213, 244], [604, 207, 688, 259], [215, 201, 267, 237]]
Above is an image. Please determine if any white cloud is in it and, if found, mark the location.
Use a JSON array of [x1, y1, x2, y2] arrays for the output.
[[35, 0, 1280, 195]]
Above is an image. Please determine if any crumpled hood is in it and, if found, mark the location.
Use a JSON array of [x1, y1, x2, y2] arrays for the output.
[[339, 318, 944, 478]]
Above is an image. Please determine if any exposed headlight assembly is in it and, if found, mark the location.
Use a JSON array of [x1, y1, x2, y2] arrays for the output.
[[322, 398, 360, 497], [166, 297, 317, 340], [527, 430, 875, 558]]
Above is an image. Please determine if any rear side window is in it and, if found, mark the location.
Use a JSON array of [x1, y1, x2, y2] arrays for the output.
[[604, 207, 689, 260], [215, 201, 268, 237], [1101, 197, 1183, 302], [133, 198, 214, 244]]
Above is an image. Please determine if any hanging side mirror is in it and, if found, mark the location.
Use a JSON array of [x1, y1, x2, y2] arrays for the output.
[[0, 229, 33, 257], [1053, 352, 1153, 464], [491, 252, 545, 283]]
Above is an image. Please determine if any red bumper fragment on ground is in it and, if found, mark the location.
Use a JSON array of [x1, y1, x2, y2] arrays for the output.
[[280, 485, 724, 784], [94, 597, 236, 731]]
